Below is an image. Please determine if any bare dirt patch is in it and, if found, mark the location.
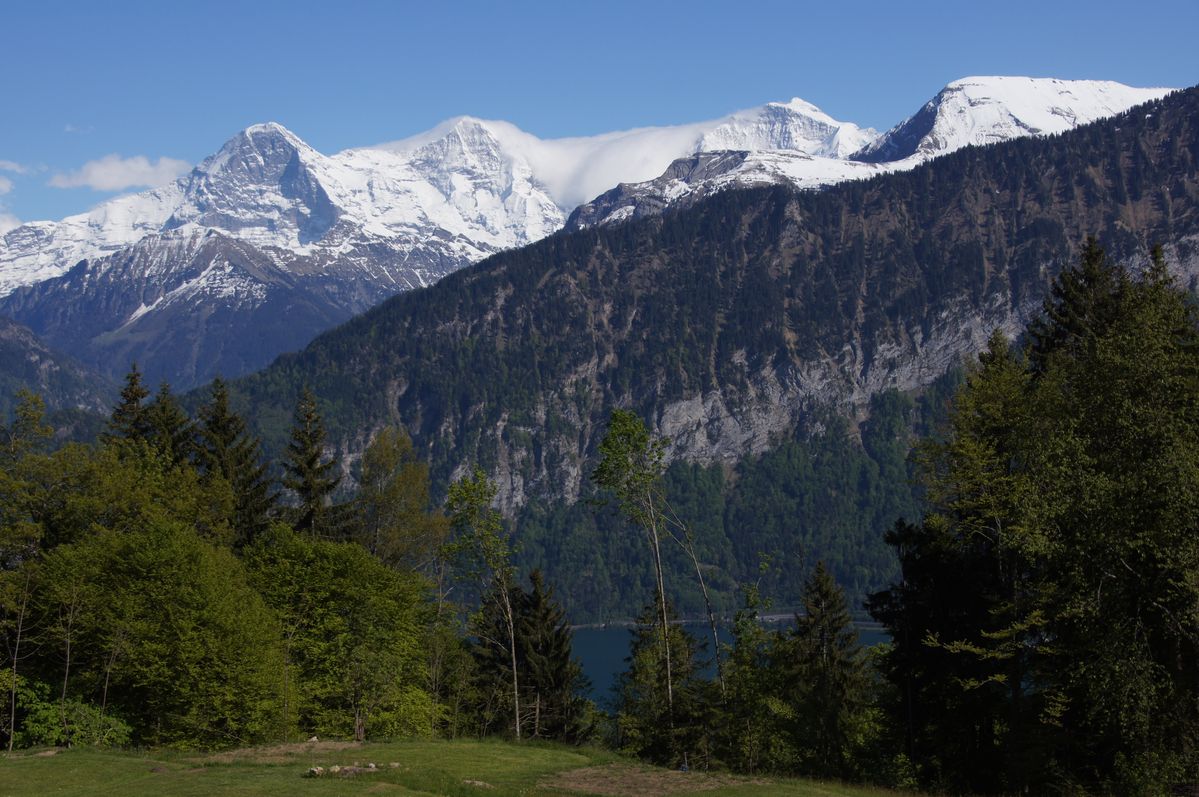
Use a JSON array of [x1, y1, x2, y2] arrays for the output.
[[200, 740, 362, 765], [543, 763, 764, 796]]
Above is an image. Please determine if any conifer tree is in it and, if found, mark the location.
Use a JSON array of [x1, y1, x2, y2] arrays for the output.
[[517, 570, 589, 741], [470, 571, 591, 741], [1027, 236, 1128, 369], [103, 364, 151, 444], [143, 383, 194, 466], [282, 388, 340, 536], [616, 599, 712, 768], [871, 242, 1199, 793], [196, 378, 275, 547], [785, 562, 869, 780]]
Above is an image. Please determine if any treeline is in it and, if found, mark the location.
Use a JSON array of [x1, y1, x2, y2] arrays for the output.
[[0, 376, 591, 750]]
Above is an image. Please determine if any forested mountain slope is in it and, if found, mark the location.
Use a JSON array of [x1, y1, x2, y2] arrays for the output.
[[230, 87, 1199, 619], [0, 315, 114, 416]]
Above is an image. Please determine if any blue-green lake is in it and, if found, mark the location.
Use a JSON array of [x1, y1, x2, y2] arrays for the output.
[[572, 621, 889, 707]]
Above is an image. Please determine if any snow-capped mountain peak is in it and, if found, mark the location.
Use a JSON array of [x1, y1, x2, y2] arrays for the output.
[[198, 122, 315, 175], [363, 96, 874, 210], [162, 121, 339, 251], [696, 98, 878, 159], [855, 76, 1174, 163]]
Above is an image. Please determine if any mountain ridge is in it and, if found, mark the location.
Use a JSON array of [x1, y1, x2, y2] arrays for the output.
[[0, 77, 1176, 390]]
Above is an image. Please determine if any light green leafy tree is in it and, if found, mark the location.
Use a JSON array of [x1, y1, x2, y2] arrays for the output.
[[446, 467, 522, 739]]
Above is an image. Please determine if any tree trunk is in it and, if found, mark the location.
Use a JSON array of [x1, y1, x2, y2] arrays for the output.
[[60, 621, 72, 745], [673, 521, 725, 698], [647, 502, 674, 717], [7, 572, 32, 753], [500, 586, 521, 740]]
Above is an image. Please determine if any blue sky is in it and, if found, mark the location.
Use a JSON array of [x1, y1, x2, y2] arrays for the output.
[[1, 0, 1196, 227]]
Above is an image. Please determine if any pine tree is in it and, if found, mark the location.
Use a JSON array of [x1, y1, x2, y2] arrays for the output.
[[143, 383, 194, 466], [785, 562, 869, 780], [616, 599, 713, 768], [1027, 236, 1128, 369], [282, 388, 340, 536], [518, 571, 590, 741], [103, 364, 151, 444], [196, 378, 275, 547]]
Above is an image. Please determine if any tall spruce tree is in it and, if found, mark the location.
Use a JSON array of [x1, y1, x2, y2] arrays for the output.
[[282, 388, 340, 537], [470, 571, 591, 741], [517, 571, 590, 741], [103, 364, 151, 445], [1027, 236, 1128, 370], [196, 379, 275, 547], [143, 383, 194, 466], [784, 562, 870, 780]]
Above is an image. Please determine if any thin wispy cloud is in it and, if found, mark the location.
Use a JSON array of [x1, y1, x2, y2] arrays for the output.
[[63, 123, 94, 134], [0, 173, 15, 232], [49, 154, 191, 191], [0, 160, 28, 174]]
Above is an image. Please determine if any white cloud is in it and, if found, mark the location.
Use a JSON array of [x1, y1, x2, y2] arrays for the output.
[[0, 176, 12, 196], [49, 154, 191, 191], [0, 212, 19, 235], [0, 160, 27, 174]]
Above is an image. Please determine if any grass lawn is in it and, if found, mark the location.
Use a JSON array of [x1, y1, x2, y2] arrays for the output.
[[0, 738, 901, 797]]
